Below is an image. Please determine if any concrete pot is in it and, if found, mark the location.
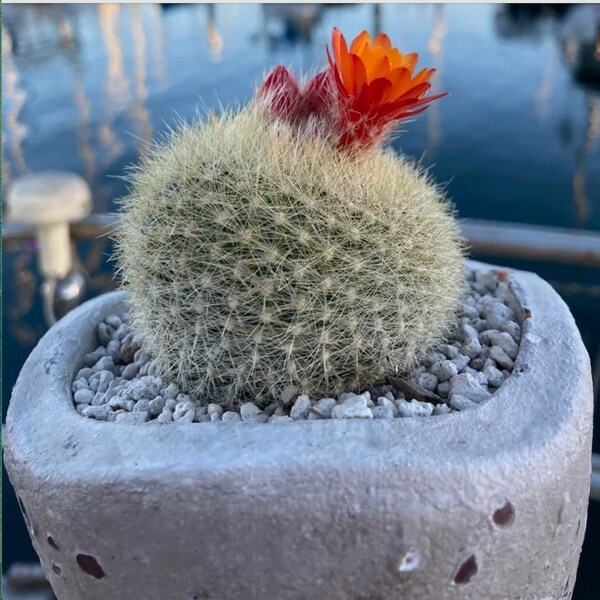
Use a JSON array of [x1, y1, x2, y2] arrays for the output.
[[4, 261, 594, 600]]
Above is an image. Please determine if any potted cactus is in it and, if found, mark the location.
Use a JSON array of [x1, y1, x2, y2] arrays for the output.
[[4, 28, 593, 600]]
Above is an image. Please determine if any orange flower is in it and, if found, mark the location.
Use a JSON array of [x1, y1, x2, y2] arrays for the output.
[[327, 28, 447, 148]]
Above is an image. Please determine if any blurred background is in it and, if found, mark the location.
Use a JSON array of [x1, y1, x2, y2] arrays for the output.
[[2, 3, 600, 598]]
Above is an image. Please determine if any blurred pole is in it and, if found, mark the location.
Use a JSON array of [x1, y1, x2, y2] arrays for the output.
[[425, 4, 445, 158], [372, 4, 382, 36]]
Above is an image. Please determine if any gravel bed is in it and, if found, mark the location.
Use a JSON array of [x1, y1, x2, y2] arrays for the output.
[[72, 268, 522, 424]]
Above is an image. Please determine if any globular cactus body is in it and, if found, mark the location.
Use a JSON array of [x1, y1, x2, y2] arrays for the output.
[[116, 108, 464, 407]]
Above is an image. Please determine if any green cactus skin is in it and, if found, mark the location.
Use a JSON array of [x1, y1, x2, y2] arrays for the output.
[[115, 108, 465, 407]]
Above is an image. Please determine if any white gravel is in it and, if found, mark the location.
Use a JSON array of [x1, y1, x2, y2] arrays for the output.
[[73, 268, 523, 424]]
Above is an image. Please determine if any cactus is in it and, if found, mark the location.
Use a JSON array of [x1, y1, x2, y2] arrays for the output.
[[115, 105, 464, 407], [115, 27, 465, 408]]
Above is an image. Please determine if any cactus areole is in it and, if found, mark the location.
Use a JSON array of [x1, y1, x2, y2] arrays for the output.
[[115, 28, 464, 408]]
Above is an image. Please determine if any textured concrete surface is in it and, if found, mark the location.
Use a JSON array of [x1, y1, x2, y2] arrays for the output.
[[4, 261, 594, 600]]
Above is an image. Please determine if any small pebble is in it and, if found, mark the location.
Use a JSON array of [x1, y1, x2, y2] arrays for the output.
[[372, 406, 394, 419], [451, 354, 470, 372], [469, 357, 484, 370], [240, 402, 269, 423], [116, 411, 149, 424], [82, 406, 109, 420], [449, 374, 491, 403], [395, 399, 434, 418], [122, 363, 140, 380], [483, 302, 514, 329], [157, 408, 174, 423], [91, 392, 106, 406], [97, 323, 112, 346], [222, 411, 241, 423], [82, 347, 105, 368], [149, 397, 165, 416], [331, 396, 373, 419], [97, 371, 114, 393], [72, 378, 89, 392], [437, 381, 451, 398], [433, 403, 452, 416], [308, 398, 337, 420], [207, 403, 224, 418], [163, 383, 179, 399], [483, 357, 497, 370], [75, 367, 93, 380], [484, 365, 504, 388], [377, 397, 399, 417], [415, 372, 438, 392], [74, 389, 94, 404], [133, 399, 150, 412], [431, 360, 458, 382], [439, 344, 459, 359], [449, 394, 479, 411], [76, 403, 90, 414], [489, 346, 515, 370], [92, 356, 114, 374], [491, 332, 519, 360], [461, 338, 482, 359], [173, 401, 195, 423], [105, 315, 122, 329], [290, 395, 311, 420], [500, 320, 521, 342], [269, 415, 294, 423]]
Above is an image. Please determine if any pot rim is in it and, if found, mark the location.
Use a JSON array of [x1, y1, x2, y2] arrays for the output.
[[4, 260, 593, 484]]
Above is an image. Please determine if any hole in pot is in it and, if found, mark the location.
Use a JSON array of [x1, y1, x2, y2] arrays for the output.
[[76, 554, 105, 579], [47, 536, 59, 550], [397, 548, 420, 573], [453, 554, 478, 584], [492, 501, 515, 527], [52, 564, 62, 576]]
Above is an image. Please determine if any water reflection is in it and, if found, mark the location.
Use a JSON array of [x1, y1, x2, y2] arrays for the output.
[[2, 24, 29, 187], [495, 4, 575, 41], [496, 3, 600, 225], [260, 4, 323, 48], [98, 3, 126, 168], [425, 4, 445, 158], [206, 4, 223, 62], [130, 4, 154, 152], [67, 34, 97, 188]]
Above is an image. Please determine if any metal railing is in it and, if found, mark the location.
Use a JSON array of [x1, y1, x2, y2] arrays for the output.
[[5, 214, 600, 267]]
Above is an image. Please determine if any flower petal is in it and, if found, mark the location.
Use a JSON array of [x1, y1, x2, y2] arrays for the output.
[[365, 54, 392, 83], [346, 54, 367, 95], [412, 67, 435, 85], [373, 32, 392, 50], [350, 30, 371, 55], [332, 27, 349, 72], [402, 53, 419, 74]]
